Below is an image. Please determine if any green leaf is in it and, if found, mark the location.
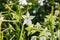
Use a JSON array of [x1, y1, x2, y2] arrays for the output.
[[48, 0, 54, 5], [25, 27, 37, 36]]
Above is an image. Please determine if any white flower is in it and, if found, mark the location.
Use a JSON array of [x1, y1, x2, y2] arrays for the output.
[[28, 2, 32, 5], [38, 0, 44, 6], [31, 36, 37, 40], [42, 27, 51, 37], [46, 0, 48, 2], [46, 32, 51, 36], [34, 22, 41, 29], [22, 12, 35, 25], [55, 2, 59, 8], [38, 0, 44, 3], [0, 17, 4, 21], [40, 2, 44, 6], [33, 10, 36, 14], [44, 18, 48, 22], [0, 17, 4, 24], [9, 1, 13, 5], [40, 14, 42, 17], [54, 33, 57, 39], [57, 30, 60, 38], [43, 27, 48, 31], [54, 10, 60, 16], [10, 1, 12, 4], [19, 0, 27, 5], [39, 36, 46, 40]]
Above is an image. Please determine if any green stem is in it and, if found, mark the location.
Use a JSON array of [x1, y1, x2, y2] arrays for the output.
[[19, 24, 25, 40], [51, 29, 54, 40], [49, 25, 54, 40], [58, 38, 60, 40], [51, 6, 55, 40]]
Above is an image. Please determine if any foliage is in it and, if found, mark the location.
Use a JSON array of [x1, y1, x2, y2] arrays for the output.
[[0, 0, 60, 40]]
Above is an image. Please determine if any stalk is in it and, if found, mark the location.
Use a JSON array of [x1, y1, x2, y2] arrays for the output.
[[58, 38, 60, 40], [0, 21, 3, 40], [19, 24, 25, 40], [48, 6, 55, 40], [51, 27, 54, 40]]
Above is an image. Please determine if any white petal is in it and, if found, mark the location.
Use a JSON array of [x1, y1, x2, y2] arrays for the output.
[[31, 36, 37, 40], [29, 16, 35, 20], [0, 17, 4, 21], [19, 0, 27, 5], [22, 15, 26, 19], [38, 0, 44, 3], [39, 36, 46, 40], [23, 20, 32, 25], [44, 18, 48, 22], [33, 10, 36, 14], [44, 27, 48, 31], [40, 0, 44, 2], [28, 2, 32, 5], [23, 20, 27, 25], [26, 12, 30, 17], [40, 2, 44, 6], [10, 1, 12, 4], [26, 20, 32, 24], [46, 32, 51, 36]]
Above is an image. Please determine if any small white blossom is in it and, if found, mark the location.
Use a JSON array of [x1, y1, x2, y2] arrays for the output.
[[34, 22, 41, 29], [40, 2, 44, 6], [40, 14, 42, 17], [33, 10, 36, 14], [46, 32, 51, 36], [19, 0, 27, 5], [43, 27, 48, 31], [38, 0, 44, 3], [0, 17, 4, 21], [9, 1, 14, 5], [42, 27, 51, 37], [55, 2, 59, 8], [31, 36, 37, 40], [44, 18, 48, 22], [10, 1, 12, 4], [22, 12, 35, 25], [54, 10, 60, 16], [28, 2, 32, 5], [39, 36, 46, 40], [38, 0, 44, 6], [54, 33, 57, 39], [57, 30, 60, 38], [0, 17, 4, 24], [46, 0, 48, 2]]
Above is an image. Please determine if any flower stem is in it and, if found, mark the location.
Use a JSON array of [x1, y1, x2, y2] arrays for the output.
[[19, 24, 25, 40], [51, 29, 54, 40]]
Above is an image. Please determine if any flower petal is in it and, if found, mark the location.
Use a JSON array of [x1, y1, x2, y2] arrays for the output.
[[26, 12, 30, 17], [29, 16, 35, 20]]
